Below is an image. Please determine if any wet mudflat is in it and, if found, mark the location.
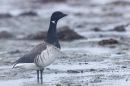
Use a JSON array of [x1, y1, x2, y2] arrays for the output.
[[0, 0, 130, 86]]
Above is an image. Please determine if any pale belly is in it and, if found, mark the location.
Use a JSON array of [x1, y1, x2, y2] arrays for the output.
[[42, 55, 57, 68], [14, 63, 40, 70], [34, 45, 60, 68]]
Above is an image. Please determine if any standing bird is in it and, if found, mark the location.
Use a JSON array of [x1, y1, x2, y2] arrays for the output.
[[13, 11, 67, 84]]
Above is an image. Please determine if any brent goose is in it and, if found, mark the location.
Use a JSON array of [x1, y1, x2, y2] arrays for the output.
[[13, 11, 67, 84]]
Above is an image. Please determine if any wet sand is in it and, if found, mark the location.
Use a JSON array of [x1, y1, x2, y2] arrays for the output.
[[0, 0, 130, 86]]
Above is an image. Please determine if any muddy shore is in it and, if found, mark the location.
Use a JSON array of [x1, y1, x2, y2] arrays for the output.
[[0, 0, 130, 86]]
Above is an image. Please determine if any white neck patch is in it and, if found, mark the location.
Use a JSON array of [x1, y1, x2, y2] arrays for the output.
[[52, 20, 55, 24]]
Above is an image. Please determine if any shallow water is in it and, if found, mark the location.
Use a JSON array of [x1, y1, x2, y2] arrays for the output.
[[0, 0, 130, 86]]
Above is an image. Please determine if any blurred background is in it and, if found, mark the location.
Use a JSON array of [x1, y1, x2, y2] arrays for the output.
[[0, 0, 130, 86]]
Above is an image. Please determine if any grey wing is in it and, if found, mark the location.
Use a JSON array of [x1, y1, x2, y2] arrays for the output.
[[13, 42, 47, 65]]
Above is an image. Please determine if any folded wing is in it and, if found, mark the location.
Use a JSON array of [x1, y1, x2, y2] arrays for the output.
[[13, 42, 47, 66]]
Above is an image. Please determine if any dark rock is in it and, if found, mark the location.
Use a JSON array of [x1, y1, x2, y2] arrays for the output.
[[106, 13, 122, 17], [107, 1, 130, 6], [99, 69, 104, 72], [121, 66, 127, 68], [68, 84, 81, 86], [79, 63, 82, 65], [19, 11, 37, 16], [25, 26, 84, 41], [109, 46, 116, 48], [74, 13, 84, 16], [109, 25, 125, 32], [56, 84, 62, 86], [67, 70, 80, 73], [26, 31, 47, 40], [116, 52, 126, 55], [46, 68, 50, 70], [76, 24, 85, 28], [0, 31, 13, 38], [126, 79, 128, 81], [40, 0, 66, 2], [122, 48, 129, 50], [99, 35, 104, 37], [0, 13, 12, 18], [9, 50, 20, 54], [98, 38, 119, 45], [91, 27, 101, 32], [112, 25, 125, 32], [55, 71, 58, 74], [90, 69, 96, 71], [57, 26, 84, 41], [81, 70, 83, 73], [85, 63, 88, 64]]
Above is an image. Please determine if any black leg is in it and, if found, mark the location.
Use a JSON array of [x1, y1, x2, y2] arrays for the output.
[[40, 69, 44, 84], [37, 70, 39, 83]]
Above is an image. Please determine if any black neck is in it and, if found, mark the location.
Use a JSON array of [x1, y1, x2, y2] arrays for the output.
[[45, 20, 61, 49]]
